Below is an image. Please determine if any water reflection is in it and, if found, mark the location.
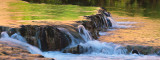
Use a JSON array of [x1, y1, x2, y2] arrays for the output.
[[22, 0, 160, 19]]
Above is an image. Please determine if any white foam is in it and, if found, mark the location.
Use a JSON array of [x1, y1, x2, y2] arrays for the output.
[[58, 28, 80, 46], [0, 20, 158, 60], [11, 33, 27, 42], [114, 25, 135, 28], [117, 21, 137, 25], [107, 17, 118, 28], [105, 16, 136, 29], [43, 51, 160, 60], [107, 29, 117, 31], [79, 40, 127, 54], [78, 25, 93, 41], [0, 32, 42, 54], [1, 32, 10, 38], [99, 32, 107, 36]]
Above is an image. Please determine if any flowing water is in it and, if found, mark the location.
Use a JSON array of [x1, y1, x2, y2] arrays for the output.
[[106, 16, 135, 29], [1, 19, 160, 60], [0, 32, 43, 54], [1, 23, 160, 60], [78, 25, 93, 42], [0, 10, 159, 59], [0, 10, 158, 59], [2, 0, 160, 60]]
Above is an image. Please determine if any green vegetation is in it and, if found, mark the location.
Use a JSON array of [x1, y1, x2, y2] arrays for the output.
[[9, 0, 160, 20], [9, 1, 98, 20], [104, 0, 160, 19]]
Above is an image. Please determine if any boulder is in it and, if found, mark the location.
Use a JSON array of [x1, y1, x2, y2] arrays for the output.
[[82, 14, 108, 39], [63, 45, 84, 54], [19, 25, 72, 51]]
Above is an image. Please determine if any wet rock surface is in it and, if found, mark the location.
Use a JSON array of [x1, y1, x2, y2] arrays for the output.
[[126, 45, 160, 55], [63, 45, 84, 54], [19, 25, 72, 51], [82, 14, 108, 39], [0, 13, 111, 53], [0, 42, 54, 60], [0, 12, 160, 59]]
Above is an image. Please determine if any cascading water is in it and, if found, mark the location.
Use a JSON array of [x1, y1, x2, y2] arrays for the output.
[[104, 13, 136, 28], [35, 30, 42, 49], [57, 25, 127, 55], [0, 32, 42, 54], [99, 15, 108, 28], [78, 25, 93, 42], [0, 27, 160, 60], [1, 32, 10, 38], [43, 25, 160, 60], [58, 28, 80, 46], [106, 17, 118, 28], [37, 39, 41, 49], [0, 18, 159, 60], [77, 25, 127, 54], [11, 33, 27, 42]]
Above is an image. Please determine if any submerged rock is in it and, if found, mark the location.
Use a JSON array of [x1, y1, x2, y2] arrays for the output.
[[63, 45, 84, 54], [8, 28, 17, 36], [132, 50, 139, 54], [126, 45, 160, 55]]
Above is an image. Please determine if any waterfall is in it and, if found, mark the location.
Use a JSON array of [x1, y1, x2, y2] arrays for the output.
[[106, 17, 118, 28], [77, 25, 127, 54], [58, 28, 80, 46], [35, 30, 42, 49], [99, 15, 108, 28], [105, 16, 135, 28], [102, 12, 136, 28], [78, 25, 93, 41], [0, 32, 42, 54], [79, 41, 127, 54], [58, 25, 127, 55], [1, 32, 10, 38], [0, 26, 159, 60], [37, 39, 42, 49], [11, 33, 27, 42]]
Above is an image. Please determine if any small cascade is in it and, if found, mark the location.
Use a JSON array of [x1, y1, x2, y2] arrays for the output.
[[98, 15, 108, 29], [35, 30, 42, 49], [78, 25, 93, 42], [0, 24, 159, 60], [0, 9, 158, 59], [63, 25, 127, 54], [37, 39, 41, 49], [79, 41, 127, 54], [58, 28, 80, 46], [102, 13, 136, 28], [106, 17, 118, 28], [0, 32, 42, 54], [78, 25, 127, 54], [106, 16, 136, 28], [62, 25, 127, 54], [1, 32, 10, 38], [11, 33, 27, 42]]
